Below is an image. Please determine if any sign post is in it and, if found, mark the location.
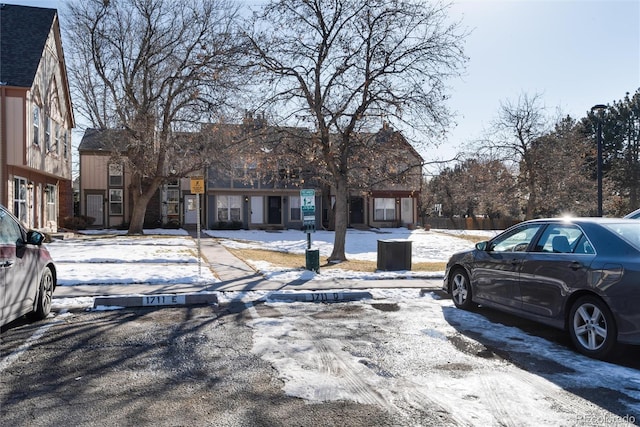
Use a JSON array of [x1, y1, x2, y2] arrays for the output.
[[300, 189, 319, 272], [190, 176, 205, 275]]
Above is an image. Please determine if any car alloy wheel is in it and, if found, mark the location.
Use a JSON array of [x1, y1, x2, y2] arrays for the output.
[[569, 296, 617, 359], [32, 268, 54, 320], [450, 268, 475, 310]]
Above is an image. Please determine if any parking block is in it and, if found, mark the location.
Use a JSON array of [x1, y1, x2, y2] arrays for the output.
[[93, 293, 218, 309], [267, 291, 372, 303]]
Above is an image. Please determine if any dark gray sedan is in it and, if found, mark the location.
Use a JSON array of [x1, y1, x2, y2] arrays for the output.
[[443, 217, 640, 359]]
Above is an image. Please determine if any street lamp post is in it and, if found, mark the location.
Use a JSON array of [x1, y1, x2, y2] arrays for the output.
[[591, 104, 607, 217]]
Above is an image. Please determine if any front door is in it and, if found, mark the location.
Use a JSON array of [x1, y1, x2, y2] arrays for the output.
[[86, 194, 104, 226], [473, 223, 544, 309], [251, 196, 264, 224], [267, 196, 281, 225], [184, 195, 198, 224], [349, 197, 364, 225]]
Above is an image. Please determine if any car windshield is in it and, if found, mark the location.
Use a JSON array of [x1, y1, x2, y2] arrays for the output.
[[602, 222, 640, 250]]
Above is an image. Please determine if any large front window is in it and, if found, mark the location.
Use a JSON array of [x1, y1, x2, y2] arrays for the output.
[[374, 198, 396, 221], [217, 195, 241, 222]]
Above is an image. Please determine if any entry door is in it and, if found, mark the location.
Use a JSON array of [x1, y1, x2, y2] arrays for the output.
[[267, 196, 281, 225], [349, 197, 364, 224], [250, 196, 264, 224], [86, 194, 104, 226], [184, 195, 198, 224], [401, 198, 413, 225]]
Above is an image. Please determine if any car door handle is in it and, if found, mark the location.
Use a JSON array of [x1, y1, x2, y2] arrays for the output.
[[570, 261, 582, 270], [0, 259, 13, 268]]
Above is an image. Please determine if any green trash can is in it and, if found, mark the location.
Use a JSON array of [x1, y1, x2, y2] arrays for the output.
[[305, 249, 320, 272]]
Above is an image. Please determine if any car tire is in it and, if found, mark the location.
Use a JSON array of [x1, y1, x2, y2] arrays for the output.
[[568, 296, 617, 359], [31, 267, 54, 321], [449, 267, 475, 310]]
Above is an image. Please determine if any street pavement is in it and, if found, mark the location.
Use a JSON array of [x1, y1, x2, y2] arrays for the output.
[[53, 230, 443, 307]]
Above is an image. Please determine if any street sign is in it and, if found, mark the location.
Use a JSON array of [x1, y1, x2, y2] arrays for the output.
[[301, 189, 315, 212], [190, 176, 205, 194], [301, 189, 316, 234]]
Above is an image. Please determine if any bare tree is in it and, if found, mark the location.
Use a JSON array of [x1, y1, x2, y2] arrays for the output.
[[65, 0, 244, 233], [480, 92, 549, 220], [243, 0, 467, 261]]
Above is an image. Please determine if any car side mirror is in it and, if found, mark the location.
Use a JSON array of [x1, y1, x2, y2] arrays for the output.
[[475, 241, 488, 251], [26, 230, 45, 246]]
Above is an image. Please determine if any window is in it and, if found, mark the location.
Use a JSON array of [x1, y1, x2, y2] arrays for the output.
[[290, 196, 301, 221], [109, 189, 123, 215], [54, 124, 60, 154], [167, 180, 179, 216], [44, 115, 51, 151], [13, 178, 27, 223], [46, 185, 57, 222], [0, 209, 22, 245], [63, 131, 69, 158], [489, 224, 543, 252], [534, 224, 590, 254], [109, 163, 123, 187], [217, 195, 241, 222], [33, 106, 39, 145], [374, 198, 396, 221]]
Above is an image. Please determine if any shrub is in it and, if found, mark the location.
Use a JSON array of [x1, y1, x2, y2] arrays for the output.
[[212, 221, 242, 230], [60, 215, 95, 230]]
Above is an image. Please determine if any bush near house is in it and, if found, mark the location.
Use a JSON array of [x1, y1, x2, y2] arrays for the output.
[[212, 221, 243, 230], [60, 216, 95, 230]]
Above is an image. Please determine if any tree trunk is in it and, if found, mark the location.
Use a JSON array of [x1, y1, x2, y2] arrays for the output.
[[127, 176, 161, 234], [328, 176, 348, 262]]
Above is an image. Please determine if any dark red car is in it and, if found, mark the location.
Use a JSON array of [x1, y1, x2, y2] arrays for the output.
[[1, 204, 56, 328]]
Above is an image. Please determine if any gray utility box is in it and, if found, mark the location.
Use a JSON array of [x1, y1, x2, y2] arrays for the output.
[[377, 239, 412, 271]]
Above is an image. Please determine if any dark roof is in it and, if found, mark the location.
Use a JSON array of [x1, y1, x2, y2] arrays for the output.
[[78, 128, 127, 152], [0, 4, 56, 88]]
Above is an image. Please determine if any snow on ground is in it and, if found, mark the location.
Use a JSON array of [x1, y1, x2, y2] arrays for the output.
[[203, 227, 498, 263], [43, 227, 640, 422]]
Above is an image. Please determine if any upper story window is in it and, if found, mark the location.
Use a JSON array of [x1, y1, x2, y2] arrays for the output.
[[53, 124, 60, 154], [33, 106, 40, 145], [44, 115, 51, 150], [109, 163, 123, 187], [63, 130, 69, 158]]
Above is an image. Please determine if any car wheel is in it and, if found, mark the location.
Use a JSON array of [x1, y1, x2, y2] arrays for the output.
[[568, 296, 617, 359], [450, 268, 475, 310], [32, 267, 54, 320]]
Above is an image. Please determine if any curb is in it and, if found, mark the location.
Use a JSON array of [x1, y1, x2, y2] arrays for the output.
[[267, 291, 373, 303], [93, 293, 218, 309]]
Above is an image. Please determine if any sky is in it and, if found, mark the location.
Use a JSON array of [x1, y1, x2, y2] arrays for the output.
[[4, 0, 640, 172], [32, 227, 640, 423]]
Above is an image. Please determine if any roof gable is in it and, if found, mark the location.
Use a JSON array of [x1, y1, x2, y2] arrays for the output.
[[0, 4, 56, 88]]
